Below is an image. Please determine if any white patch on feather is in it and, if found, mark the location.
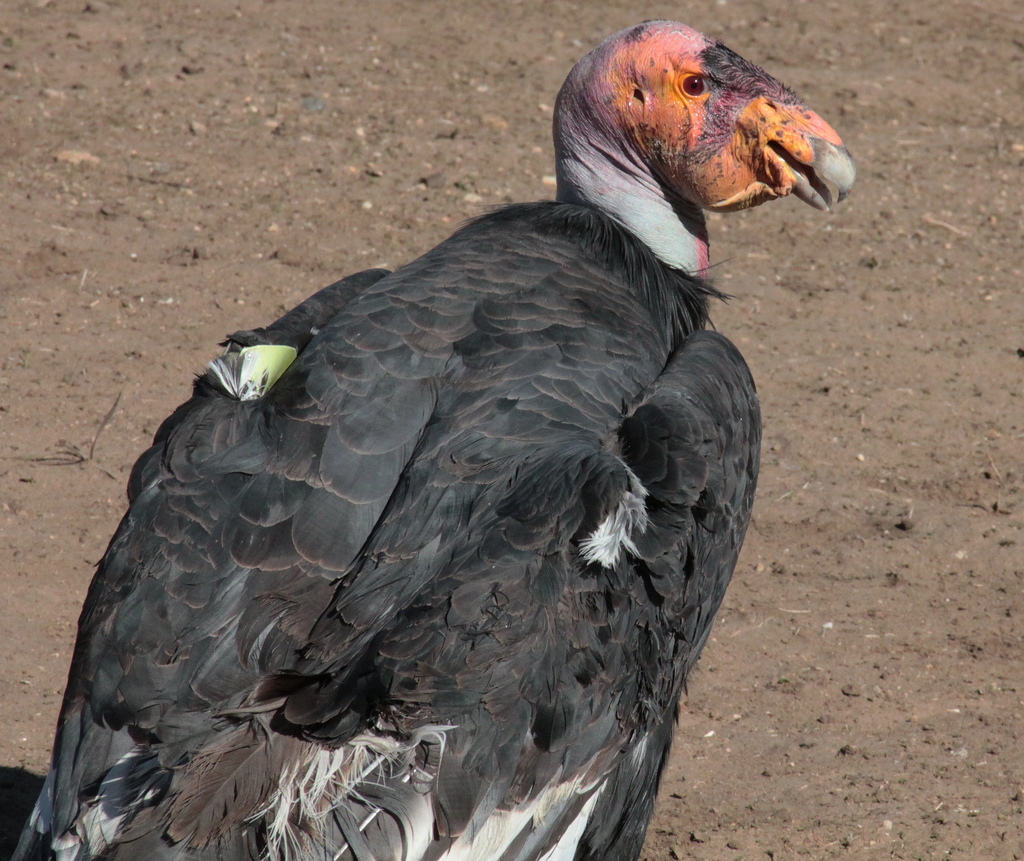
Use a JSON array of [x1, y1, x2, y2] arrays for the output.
[[26, 765, 54, 835], [52, 831, 82, 861], [259, 724, 450, 861], [579, 466, 649, 568], [21, 765, 77, 861], [629, 734, 650, 770], [537, 788, 603, 861], [441, 774, 603, 861], [70, 747, 151, 857], [443, 804, 535, 861]]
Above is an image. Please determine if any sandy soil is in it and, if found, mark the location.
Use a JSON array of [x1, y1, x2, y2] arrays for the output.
[[1, 0, 1022, 857]]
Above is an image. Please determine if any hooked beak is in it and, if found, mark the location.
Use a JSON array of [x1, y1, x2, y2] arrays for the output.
[[704, 98, 855, 213]]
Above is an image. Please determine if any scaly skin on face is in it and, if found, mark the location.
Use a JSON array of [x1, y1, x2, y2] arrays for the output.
[[599, 22, 855, 214], [699, 98, 848, 212]]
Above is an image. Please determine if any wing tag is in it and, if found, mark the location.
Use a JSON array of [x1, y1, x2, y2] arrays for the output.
[[207, 344, 298, 401]]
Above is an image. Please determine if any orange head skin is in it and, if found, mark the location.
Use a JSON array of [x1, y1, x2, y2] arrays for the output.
[[556, 22, 854, 218]]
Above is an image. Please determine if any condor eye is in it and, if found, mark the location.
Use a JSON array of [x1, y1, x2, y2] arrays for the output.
[[681, 74, 708, 97]]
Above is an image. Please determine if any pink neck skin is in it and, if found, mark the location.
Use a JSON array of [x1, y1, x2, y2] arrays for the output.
[[552, 51, 710, 276]]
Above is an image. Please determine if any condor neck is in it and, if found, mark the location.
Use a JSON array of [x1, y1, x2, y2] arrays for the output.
[[554, 140, 710, 277]]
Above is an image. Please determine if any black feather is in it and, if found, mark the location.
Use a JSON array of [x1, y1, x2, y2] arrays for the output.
[[15, 204, 758, 861]]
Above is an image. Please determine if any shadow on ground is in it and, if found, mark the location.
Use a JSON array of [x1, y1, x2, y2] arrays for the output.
[[1, 767, 44, 858]]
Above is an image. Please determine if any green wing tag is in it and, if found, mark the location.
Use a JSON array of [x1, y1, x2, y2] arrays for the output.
[[207, 344, 298, 401]]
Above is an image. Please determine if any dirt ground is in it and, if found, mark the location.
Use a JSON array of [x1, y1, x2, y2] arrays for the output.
[[1, 0, 1022, 857]]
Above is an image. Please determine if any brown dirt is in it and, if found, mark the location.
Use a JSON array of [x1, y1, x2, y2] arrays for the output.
[[1, 0, 1022, 858]]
